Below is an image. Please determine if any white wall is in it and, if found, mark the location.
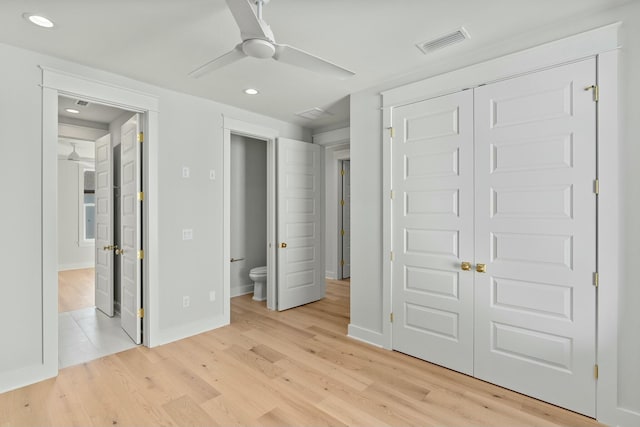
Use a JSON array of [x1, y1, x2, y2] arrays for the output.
[[0, 40, 310, 392], [57, 159, 95, 270], [349, 2, 640, 424], [230, 134, 267, 296]]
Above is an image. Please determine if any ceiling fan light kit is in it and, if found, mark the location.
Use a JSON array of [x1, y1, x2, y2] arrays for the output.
[[189, 0, 354, 79]]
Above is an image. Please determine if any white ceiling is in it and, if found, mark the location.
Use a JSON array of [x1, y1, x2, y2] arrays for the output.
[[0, 0, 631, 129], [59, 96, 126, 124]]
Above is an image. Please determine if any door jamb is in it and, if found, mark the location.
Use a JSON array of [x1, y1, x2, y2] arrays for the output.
[[223, 117, 279, 313]]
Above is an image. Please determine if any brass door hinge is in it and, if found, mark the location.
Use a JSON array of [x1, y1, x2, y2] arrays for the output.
[[390, 190, 394, 200], [341, 259, 345, 266], [138, 132, 144, 143], [340, 199, 345, 207], [387, 127, 394, 138], [341, 169, 345, 176], [593, 272, 599, 288], [585, 85, 599, 102], [137, 249, 144, 260], [341, 229, 345, 236], [594, 179, 599, 195], [390, 313, 394, 323], [138, 191, 144, 201], [594, 364, 599, 379], [390, 251, 394, 261], [137, 308, 144, 318]]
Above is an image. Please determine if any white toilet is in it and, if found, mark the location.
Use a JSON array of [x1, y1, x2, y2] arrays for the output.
[[249, 266, 267, 301]]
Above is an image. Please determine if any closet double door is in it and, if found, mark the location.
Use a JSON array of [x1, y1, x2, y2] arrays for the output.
[[391, 58, 597, 416]]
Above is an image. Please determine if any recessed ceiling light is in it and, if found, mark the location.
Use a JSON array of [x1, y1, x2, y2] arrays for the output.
[[244, 88, 259, 95], [23, 13, 55, 28], [65, 108, 80, 114]]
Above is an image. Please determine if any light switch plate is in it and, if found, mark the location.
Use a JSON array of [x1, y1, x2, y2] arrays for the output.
[[210, 170, 216, 180], [182, 229, 193, 240], [182, 167, 190, 178]]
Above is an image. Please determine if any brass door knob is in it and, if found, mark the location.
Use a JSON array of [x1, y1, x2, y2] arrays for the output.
[[476, 263, 487, 273], [461, 261, 471, 271], [280, 242, 287, 248], [115, 248, 125, 255]]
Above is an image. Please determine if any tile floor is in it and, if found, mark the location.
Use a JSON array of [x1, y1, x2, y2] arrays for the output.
[[58, 307, 138, 368]]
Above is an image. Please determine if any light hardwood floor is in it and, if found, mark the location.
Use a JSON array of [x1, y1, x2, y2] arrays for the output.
[[58, 268, 95, 313], [1, 279, 602, 426]]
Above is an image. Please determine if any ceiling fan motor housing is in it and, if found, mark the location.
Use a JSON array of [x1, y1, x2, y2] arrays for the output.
[[242, 38, 275, 58]]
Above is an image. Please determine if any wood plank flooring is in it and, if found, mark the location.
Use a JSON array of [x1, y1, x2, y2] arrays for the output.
[[1, 279, 602, 426], [58, 268, 95, 313]]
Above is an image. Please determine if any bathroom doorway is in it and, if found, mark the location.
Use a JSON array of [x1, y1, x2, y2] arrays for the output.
[[229, 134, 268, 300]]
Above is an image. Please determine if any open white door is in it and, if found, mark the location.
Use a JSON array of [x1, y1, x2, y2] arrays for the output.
[[277, 138, 324, 311], [119, 115, 142, 344], [341, 160, 351, 279], [94, 134, 113, 316]]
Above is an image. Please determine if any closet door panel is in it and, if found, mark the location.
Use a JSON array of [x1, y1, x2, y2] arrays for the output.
[[473, 58, 597, 416], [391, 90, 475, 375]]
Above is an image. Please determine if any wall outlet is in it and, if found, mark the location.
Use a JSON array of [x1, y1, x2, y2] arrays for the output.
[[209, 291, 216, 301], [182, 229, 193, 240], [182, 166, 190, 178], [209, 170, 216, 180], [183, 296, 190, 308]]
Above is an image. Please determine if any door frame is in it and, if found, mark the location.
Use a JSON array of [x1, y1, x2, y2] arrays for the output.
[[338, 158, 351, 279], [42, 67, 159, 382], [223, 117, 278, 312], [380, 24, 621, 422]]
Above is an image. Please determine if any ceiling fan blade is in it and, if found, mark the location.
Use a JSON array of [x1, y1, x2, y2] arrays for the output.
[[226, 0, 270, 40], [189, 44, 246, 78], [273, 44, 355, 79]]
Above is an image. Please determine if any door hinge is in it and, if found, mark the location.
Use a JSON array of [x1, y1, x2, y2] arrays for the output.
[[137, 308, 144, 318], [390, 251, 394, 261], [594, 179, 599, 195], [585, 85, 599, 102], [390, 313, 394, 323], [593, 272, 599, 288], [137, 249, 144, 260], [138, 132, 144, 143], [387, 127, 394, 138], [138, 191, 144, 201], [341, 229, 345, 236], [340, 199, 345, 207], [341, 169, 345, 176], [341, 259, 345, 266], [594, 364, 599, 379], [390, 190, 394, 199]]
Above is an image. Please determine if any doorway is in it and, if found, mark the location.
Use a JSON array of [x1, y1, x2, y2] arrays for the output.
[[339, 159, 351, 279], [56, 95, 140, 368]]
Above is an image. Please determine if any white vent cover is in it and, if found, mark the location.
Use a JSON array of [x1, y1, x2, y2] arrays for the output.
[[416, 27, 469, 54], [295, 107, 333, 120], [75, 99, 89, 106]]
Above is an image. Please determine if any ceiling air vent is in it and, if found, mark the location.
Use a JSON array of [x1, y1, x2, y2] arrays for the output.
[[295, 107, 333, 121], [416, 27, 469, 54], [75, 99, 89, 106]]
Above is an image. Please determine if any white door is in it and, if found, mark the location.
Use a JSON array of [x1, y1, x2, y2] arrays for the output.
[[391, 90, 475, 375], [94, 134, 113, 316], [473, 59, 597, 416], [277, 138, 325, 311], [341, 160, 351, 279], [119, 115, 142, 344]]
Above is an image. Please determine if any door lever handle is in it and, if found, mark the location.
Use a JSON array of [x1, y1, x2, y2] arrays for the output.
[[230, 257, 245, 262], [115, 248, 125, 255], [476, 263, 487, 273], [103, 245, 118, 251]]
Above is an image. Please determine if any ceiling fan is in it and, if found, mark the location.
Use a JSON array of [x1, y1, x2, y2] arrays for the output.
[[189, 0, 355, 79]]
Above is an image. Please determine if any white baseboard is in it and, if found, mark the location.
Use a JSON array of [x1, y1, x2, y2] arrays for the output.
[[348, 324, 385, 348], [231, 283, 254, 298], [58, 262, 94, 271], [325, 270, 337, 280], [150, 315, 228, 348]]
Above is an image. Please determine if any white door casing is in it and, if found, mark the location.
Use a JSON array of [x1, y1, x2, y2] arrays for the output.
[[341, 160, 351, 279], [473, 58, 597, 416], [94, 134, 113, 316], [391, 90, 475, 375], [277, 138, 325, 311], [120, 115, 142, 344]]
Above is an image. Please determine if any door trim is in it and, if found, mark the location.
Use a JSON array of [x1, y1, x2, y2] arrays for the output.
[[380, 24, 622, 423], [222, 117, 278, 312], [41, 67, 159, 385]]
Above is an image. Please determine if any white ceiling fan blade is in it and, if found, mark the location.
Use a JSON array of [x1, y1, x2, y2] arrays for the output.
[[226, 0, 270, 40], [189, 44, 246, 78], [273, 44, 355, 79]]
